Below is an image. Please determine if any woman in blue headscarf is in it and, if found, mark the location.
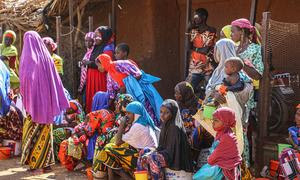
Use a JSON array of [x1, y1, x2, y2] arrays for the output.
[[92, 101, 159, 179], [92, 91, 109, 111]]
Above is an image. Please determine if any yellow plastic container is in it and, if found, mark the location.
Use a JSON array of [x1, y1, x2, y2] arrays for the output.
[[134, 171, 148, 180], [278, 143, 292, 156], [203, 105, 216, 119]]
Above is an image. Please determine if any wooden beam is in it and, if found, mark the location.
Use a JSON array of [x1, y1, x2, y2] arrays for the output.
[[88, 16, 93, 32], [56, 16, 61, 56], [183, 0, 192, 79], [250, 0, 258, 25], [69, 0, 75, 94], [111, 0, 116, 43], [256, 11, 271, 175]]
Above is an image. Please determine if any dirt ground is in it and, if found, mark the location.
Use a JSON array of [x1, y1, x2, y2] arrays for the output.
[[0, 157, 87, 180]]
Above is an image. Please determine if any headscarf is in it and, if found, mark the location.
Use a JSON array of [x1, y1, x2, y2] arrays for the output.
[[206, 39, 237, 94], [20, 31, 69, 124], [89, 26, 114, 63], [221, 25, 232, 39], [85, 109, 115, 161], [98, 54, 128, 86], [174, 81, 198, 115], [0, 60, 11, 116], [85, 32, 95, 40], [116, 93, 134, 113], [231, 18, 260, 44], [158, 99, 193, 172], [126, 101, 158, 131], [208, 107, 242, 179], [42, 37, 57, 52], [0, 30, 18, 57], [92, 91, 109, 111]]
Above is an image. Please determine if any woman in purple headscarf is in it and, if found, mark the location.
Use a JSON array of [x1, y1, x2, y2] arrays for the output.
[[20, 31, 69, 171]]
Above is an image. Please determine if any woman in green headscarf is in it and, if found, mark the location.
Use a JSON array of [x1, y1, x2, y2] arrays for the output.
[[0, 30, 19, 89]]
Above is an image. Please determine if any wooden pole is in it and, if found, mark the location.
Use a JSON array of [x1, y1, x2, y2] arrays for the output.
[[111, 0, 116, 44], [88, 16, 93, 32], [256, 11, 271, 175], [0, 25, 3, 40], [69, 0, 75, 94], [250, 0, 258, 25], [56, 16, 61, 56], [183, 0, 192, 79]]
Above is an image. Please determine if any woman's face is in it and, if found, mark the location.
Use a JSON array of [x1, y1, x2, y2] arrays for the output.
[[96, 61, 105, 72], [4, 36, 13, 46], [85, 38, 94, 49], [160, 106, 172, 123], [94, 31, 102, 45], [193, 13, 203, 25], [295, 109, 300, 127], [212, 117, 224, 131], [174, 89, 182, 102], [231, 26, 242, 43], [125, 111, 134, 123]]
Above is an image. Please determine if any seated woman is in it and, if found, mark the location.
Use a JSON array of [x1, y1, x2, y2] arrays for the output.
[[174, 81, 214, 168], [92, 93, 134, 176], [93, 101, 159, 179], [96, 53, 163, 127], [193, 107, 242, 180], [138, 99, 193, 180], [59, 109, 115, 171]]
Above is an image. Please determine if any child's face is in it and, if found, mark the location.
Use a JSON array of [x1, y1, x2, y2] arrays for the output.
[[295, 109, 300, 127], [4, 36, 13, 47], [115, 47, 127, 60], [85, 38, 94, 49], [225, 61, 237, 75], [212, 117, 224, 131], [160, 106, 172, 123], [45, 43, 53, 55], [174, 89, 182, 102]]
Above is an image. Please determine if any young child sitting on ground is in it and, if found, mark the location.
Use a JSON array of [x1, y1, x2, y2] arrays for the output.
[[288, 104, 300, 151], [193, 107, 242, 180]]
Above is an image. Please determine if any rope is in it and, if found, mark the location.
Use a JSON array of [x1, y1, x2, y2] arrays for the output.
[[60, 25, 85, 37]]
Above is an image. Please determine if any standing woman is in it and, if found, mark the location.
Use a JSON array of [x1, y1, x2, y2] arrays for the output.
[[0, 30, 20, 89], [20, 31, 69, 171], [231, 18, 263, 169], [84, 26, 114, 113]]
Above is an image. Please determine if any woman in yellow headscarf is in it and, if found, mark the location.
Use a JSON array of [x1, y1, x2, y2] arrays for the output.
[[0, 30, 20, 89]]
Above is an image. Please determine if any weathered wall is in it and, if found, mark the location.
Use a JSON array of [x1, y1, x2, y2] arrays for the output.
[[80, 0, 300, 98]]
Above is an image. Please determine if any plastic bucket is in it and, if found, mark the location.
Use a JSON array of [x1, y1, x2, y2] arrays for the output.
[[269, 160, 279, 177], [0, 147, 12, 160], [278, 144, 292, 156], [3, 140, 21, 156], [134, 171, 148, 180], [203, 105, 216, 119], [86, 167, 93, 180], [165, 168, 192, 180]]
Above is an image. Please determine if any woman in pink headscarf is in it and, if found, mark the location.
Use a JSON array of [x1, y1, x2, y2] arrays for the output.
[[231, 18, 264, 169], [78, 32, 95, 107], [20, 31, 69, 171]]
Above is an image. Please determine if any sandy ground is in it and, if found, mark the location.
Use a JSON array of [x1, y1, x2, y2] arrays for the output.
[[0, 157, 87, 180]]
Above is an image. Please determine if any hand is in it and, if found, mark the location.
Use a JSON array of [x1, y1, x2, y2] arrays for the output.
[[244, 59, 255, 68], [82, 60, 91, 66], [136, 75, 142, 80], [213, 92, 226, 104]]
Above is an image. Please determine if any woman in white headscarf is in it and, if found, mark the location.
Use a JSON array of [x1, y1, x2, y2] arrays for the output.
[[205, 38, 237, 94]]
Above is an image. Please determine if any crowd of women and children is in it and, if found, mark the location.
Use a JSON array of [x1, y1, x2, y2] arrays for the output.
[[0, 7, 299, 180]]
